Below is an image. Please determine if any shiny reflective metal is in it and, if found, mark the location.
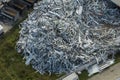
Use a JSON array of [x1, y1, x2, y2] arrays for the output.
[[16, 0, 120, 74]]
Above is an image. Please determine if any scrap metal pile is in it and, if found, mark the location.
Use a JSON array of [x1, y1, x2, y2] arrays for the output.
[[17, 0, 120, 74]]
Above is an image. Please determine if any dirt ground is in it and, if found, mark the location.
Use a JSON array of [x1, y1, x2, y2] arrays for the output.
[[88, 62, 120, 80]]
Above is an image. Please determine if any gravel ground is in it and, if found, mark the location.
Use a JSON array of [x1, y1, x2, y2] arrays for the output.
[[88, 62, 120, 80]]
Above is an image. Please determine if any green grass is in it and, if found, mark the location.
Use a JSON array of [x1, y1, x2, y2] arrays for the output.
[[115, 52, 120, 64], [0, 13, 64, 80], [0, 5, 120, 80], [0, 21, 120, 80], [78, 70, 89, 80]]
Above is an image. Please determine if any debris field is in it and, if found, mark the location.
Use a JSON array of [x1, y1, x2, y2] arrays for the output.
[[17, 0, 120, 74]]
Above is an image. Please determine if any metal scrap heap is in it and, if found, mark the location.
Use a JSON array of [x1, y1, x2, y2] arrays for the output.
[[16, 0, 120, 74]]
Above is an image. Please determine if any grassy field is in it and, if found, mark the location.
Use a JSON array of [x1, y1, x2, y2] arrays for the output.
[[0, 7, 120, 80], [114, 51, 120, 64], [0, 16, 94, 80], [78, 70, 89, 80], [0, 19, 120, 80], [0, 13, 64, 80]]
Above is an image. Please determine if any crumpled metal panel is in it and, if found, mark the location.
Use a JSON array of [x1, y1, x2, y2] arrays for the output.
[[16, 0, 120, 74]]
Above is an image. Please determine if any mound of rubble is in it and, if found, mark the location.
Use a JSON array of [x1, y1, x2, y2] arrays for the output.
[[16, 0, 120, 74]]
